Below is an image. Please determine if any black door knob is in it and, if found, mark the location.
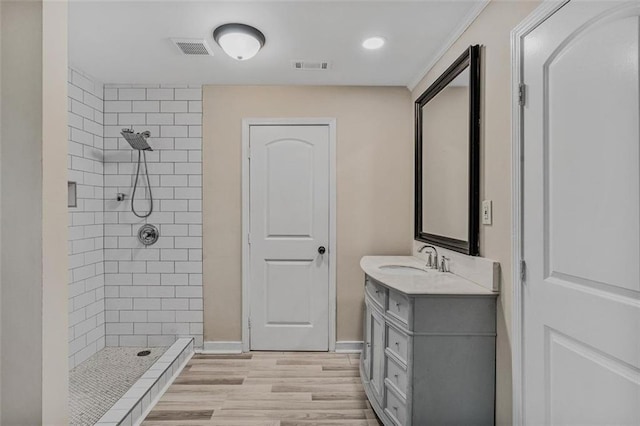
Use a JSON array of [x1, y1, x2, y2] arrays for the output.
[[318, 246, 326, 255]]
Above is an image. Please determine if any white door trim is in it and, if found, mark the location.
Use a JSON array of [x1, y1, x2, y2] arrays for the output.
[[241, 117, 337, 353], [510, 1, 570, 424]]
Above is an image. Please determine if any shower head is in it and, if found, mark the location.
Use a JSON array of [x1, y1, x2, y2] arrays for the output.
[[120, 128, 152, 151]]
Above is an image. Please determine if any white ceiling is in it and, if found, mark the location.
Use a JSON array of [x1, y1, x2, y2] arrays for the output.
[[69, 1, 483, 87]]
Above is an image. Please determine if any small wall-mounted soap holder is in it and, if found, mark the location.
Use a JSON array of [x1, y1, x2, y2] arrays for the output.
[[68, 182, 77, 208]]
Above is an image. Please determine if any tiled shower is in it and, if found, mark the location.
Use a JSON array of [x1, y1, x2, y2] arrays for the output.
[[102, 83, 203, 349], [67, 68, 107, 369], [67, 67, 203, 422]]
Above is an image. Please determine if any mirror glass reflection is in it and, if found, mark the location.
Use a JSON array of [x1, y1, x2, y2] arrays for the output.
[[420, 67, 470, 240]]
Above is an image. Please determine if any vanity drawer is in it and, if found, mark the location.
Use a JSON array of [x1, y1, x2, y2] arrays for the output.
[[385, 354, 408, 396], [365, 278, 387, 309], [387, 325, 409, 364], [387, 290, 410, 325], [384, 384, 408, 426]]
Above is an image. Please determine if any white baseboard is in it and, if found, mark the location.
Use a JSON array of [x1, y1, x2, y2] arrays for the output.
[[335, 341, 363, 353], [201, 341, 243, 354], [201, 340, 362, 354]]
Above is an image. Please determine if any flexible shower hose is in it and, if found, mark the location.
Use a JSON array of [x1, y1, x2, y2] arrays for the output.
[[131, 150, 153, 218]]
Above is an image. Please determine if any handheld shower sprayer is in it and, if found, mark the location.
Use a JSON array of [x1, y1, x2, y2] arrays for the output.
[[120, 128, 154, 218]]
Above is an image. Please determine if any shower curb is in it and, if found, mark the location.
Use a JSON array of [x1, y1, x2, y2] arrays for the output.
[[95, 337, 194, 426]]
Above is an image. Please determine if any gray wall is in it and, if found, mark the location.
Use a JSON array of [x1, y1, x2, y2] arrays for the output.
[[1, 1, 69, 423], [1, 2, 45, 421]]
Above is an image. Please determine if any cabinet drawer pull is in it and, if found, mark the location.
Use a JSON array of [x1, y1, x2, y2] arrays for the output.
[[394, 374, 399, 380], [375, 290, 381, 295], [395, 302, 401, 308], [395, 341, 399, 346]]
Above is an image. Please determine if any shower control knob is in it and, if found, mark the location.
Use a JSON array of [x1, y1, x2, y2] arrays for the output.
[[138, 224, 159, 246], [318, 246, 326, 255]]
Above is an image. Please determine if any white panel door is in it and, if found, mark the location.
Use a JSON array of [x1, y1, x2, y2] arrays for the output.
[[523, 1, 640, 424], [249, 125, 330, 351]]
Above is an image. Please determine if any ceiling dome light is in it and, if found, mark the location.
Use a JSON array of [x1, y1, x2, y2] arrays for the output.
[[362, 36, 385, 50], [213, 23, 265, 61]]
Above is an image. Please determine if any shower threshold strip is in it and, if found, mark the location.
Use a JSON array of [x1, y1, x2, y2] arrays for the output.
[[96, 337, 195, 426]]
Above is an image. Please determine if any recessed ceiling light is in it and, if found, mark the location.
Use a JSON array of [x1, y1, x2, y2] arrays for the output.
[[213, 23, 265, 61], [362, 36, 385, 50]]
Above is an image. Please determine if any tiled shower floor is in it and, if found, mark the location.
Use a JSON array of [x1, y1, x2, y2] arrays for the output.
[[70, 346, 167, 426]]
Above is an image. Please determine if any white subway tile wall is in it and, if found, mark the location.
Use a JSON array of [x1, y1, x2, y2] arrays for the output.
[[67, 70, 204, 368], [68, 68, 106, 369], [103, 84, 203, 349]]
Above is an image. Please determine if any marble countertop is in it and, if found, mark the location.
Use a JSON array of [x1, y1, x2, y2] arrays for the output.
[[360, 256, 498, 296]]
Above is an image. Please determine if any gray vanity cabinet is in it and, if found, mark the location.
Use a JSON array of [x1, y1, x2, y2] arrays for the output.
[[362, 302, 372, 379], [369, 306, 386, 404], [360, 274, 497, 426]]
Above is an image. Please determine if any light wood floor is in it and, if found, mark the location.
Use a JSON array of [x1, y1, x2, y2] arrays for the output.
[[142, 352, 383, 426]]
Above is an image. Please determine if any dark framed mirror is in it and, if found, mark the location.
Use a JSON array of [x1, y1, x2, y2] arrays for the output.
[[415, 45, 480, 255]]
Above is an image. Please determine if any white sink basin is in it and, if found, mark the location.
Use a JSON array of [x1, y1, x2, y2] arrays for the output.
[[378, 265, 430, 275]]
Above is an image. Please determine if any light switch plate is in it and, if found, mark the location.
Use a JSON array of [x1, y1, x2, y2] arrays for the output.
[[482, 200, 492, 225]]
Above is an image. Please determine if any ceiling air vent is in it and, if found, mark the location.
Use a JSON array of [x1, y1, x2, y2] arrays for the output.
[[292, 60, 331, 71], [171, 38, 213, 56]]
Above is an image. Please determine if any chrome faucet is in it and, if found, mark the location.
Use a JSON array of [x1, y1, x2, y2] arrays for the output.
[[440, 256, 450, 273], [418, 245, 438, 269]]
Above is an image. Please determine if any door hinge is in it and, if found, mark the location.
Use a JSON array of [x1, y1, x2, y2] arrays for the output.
[[520, 260, 527, 282], [248, 317, 252, 329], [247, 233, 251, 245], [518, 83, 527, 107]]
